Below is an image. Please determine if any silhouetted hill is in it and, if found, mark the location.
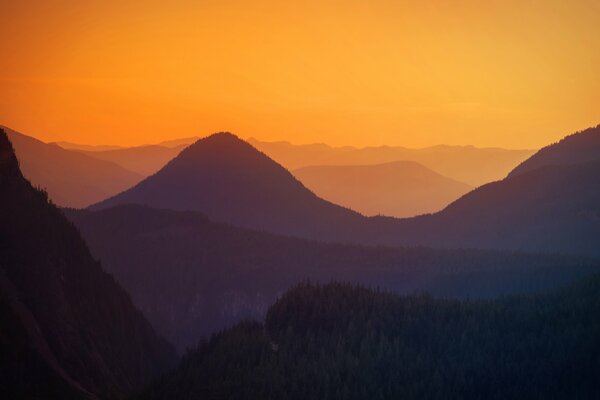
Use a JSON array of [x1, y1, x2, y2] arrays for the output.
[[66, 204, 598, 352], [248, 137, 534, 186], [509, 124, 600, 177], [77, 145, 187, 176], [2, 126, 142, 208], [140, 277, 600, 399], [91, 133, 366, 238], [294, 161, 472, 217], [374, 158, 600, 256], [0, 129, 176, 399]]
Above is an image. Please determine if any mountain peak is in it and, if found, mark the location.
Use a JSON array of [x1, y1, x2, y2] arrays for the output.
[[91, 131, 364, 239], [0, 128, 22, 181]]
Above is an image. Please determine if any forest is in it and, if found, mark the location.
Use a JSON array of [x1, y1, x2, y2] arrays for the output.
[[140, 277, 600, 400]]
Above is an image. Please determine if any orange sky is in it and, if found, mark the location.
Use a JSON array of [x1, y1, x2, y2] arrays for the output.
[[1, 0, 599, 148]]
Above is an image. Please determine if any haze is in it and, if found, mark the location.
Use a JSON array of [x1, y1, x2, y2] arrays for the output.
[[1, 0, 599, 148]]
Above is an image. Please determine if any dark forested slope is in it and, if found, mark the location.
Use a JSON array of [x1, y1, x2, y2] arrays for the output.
[[0, 129, 176, 399], [140, 277, 600, 400]]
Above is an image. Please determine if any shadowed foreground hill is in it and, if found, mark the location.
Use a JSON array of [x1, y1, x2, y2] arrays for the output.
[[140, 278, 600, 400], [2, 126, 142, 208], [91, 132, 366, 238], [0, 129, 176, 399], [294, 161, 472, 217], [67, 204, 599, 352]]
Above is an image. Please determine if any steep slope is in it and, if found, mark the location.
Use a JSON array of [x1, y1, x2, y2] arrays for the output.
[[2, 126, 142, 208], [294, 161, 472, 217], [77, 145, 186, 176], [91, 132, 366, 239], [248, 137, 534, 186], [66, 204, 598, 352], [0, 129, 176, 399], [140, 278, 600, 400], [508, 124, 600, 177]]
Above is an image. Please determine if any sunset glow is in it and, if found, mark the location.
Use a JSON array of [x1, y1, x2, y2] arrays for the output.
[[1, 0, 599, 148]]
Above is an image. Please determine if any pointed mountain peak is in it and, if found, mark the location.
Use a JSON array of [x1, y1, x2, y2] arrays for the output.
[[0, 128, 22, 180], [183, 131, 250, 153]]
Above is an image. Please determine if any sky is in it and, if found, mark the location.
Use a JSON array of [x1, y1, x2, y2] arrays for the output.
[[1, 0, 599, 149]]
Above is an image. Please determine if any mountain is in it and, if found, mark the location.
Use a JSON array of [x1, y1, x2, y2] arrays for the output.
[[90, 132, 366, 239], [52, 141, 124, 152], [140, 277, 600, 399], [508, 124, 600, 177], [2, 126, 142, 208], [248, 137, 534, 186], [66, 204, 598, 352], [0, 129, 176, 399], [293, 161, 472, 217], [90, 128, 600, 257], [371, 126, 600, 257], [76, 145, 187, 176], [157, 136, 200, 148]]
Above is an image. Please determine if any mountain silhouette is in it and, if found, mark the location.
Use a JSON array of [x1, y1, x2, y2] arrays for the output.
[[248, 137, 534, 186], [91, 132, 365, 238], [90, 128, 600, 256], [508, 124, 600, 177], [3, 126, 142, 208], [293, 161, 472, 217], [0, 129, 176, 399], [374, 158, 600, 256], [67, 204, 598, 351]]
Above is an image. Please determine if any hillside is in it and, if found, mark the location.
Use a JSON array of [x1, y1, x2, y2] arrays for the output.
[[372, 158, 600, 257], [508, 124, 600, 177], [90, 133, 366, 239], [140, 278, 600, 399], [294, 161, 472, 217], [249, 137, 534, 186], [0, 129, 176, 399], [2, 126, 142, 208], [66, 204, 599, 352]]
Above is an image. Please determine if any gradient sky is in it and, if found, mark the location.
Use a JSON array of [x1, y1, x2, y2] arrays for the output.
[[1, 0, 599, 148]]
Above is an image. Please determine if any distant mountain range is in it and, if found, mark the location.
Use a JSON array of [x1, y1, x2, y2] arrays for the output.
[[3, 126, 142, 208], [0, 129, 176, 399], [88, 126, 600, 257], [293, 161, 472, 217], [67, 204, 598, 351], [75, 145, 187, 176], [55, 135, 532, 186], [248, 137, 534, 186]]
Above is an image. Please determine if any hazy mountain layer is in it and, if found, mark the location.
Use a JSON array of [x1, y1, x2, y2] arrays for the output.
[[294, 161, 472, 217], [3, 126, 142, 208], [249, 137, 534, 186]]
